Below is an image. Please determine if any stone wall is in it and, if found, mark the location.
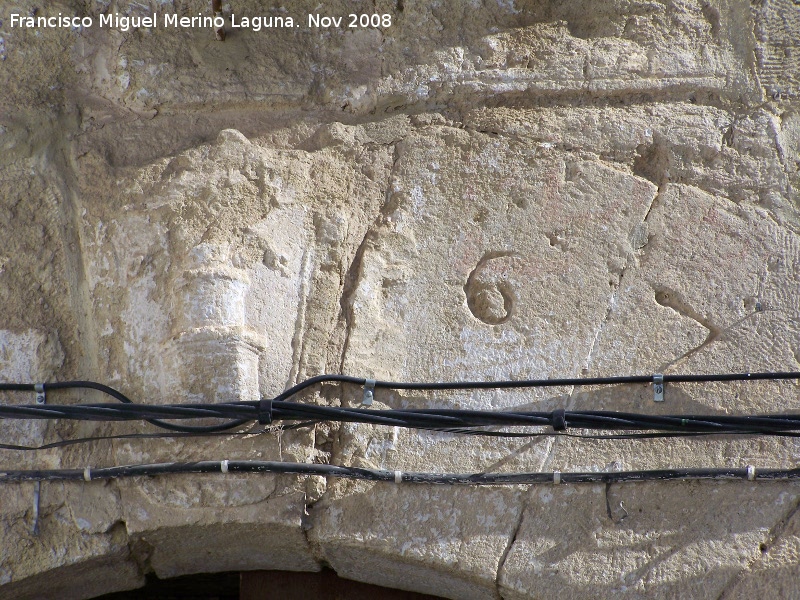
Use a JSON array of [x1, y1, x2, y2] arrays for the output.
[[1, 0, 799, 597]]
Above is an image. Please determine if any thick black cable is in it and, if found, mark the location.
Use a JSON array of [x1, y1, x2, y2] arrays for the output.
[[2, 371, 800, 435], [5, 428, 800, 452], [0, 381, 247, 434], [7, 401, 800, 436], [1, 460, 798, 484], [268, 371, 800, 400], [5, 373, 800, 403], [0, 421, 320, 451]]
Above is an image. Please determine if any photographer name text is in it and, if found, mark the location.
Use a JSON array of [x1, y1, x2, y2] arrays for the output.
[[9, 12, 393, 32]]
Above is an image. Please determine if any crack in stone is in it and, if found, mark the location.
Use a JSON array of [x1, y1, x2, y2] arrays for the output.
[[715, 494, 800, 600], [336, 223, 375, 375], [495, 489, 532, 600], [336, 142, 402, 374], [655, 287, 775, 372], [285, 248, 314, 389], [299, 492, 328, 572], [583, 185, 661, 374], [45, 133, 101, 379], [479, 435, 560, 597], [296, 142, 406, 569]]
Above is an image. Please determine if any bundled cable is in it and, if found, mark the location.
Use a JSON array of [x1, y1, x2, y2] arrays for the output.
[[4, 401, 800, 435], [0, 460, 796, 484], [0, 381, 247, 434], [1, 372, 799, 436], [3, 374, 800, 488]]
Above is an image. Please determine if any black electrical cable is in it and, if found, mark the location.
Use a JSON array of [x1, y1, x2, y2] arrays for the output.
[[9, 371, 798, 406], [2, 371, 800, 435], [1, 460, 798, 484], [0, 381, 248, 434], [0, 421, 320, 452], [7, 401, 800, 436], [268, 371, 800, 401], [4, 428, 796, 452]]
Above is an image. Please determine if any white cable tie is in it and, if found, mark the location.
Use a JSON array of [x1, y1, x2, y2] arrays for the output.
[[553, 470, 561, 485], [83, 467, 92, 482], [747, 465, 756, 481], [394, 470, 402, 484], [221, 460, 229, 474]]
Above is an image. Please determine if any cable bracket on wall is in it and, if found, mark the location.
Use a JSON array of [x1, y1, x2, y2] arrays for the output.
[[34, 383, 45, 405], [653, 374, 664, 402], [362, 379, 376, 407]]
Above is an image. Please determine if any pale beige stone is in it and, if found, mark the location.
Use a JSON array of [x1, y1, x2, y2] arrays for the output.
[[499, 483, 800, 599], [120, 482, 319, 578], [310, 480, 524, 600], [1, 0, 800, 597], [0, 483, 142, 599], [724, 499, 800, 599]]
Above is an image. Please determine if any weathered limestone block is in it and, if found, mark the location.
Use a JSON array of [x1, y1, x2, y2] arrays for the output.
[[77, 127, 386, 404], [753, 0, 800, 99], [724, 497, 800, 598], [305, 124, 659, 598], [118, 479, 318, 578], [499, 483, 800, 599], [310, 480, 523, 600], [1, 0, 800, 596], [0, 482, 142, 599], [521, 183, 800, 493], [0, 329, 64, 448], [342, 128, 657, 386], [464, 104, 795, 213], [590, 184, 800, 386]]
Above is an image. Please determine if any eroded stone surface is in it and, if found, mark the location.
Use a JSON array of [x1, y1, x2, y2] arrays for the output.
[[499, 483, 800, 599], [1, 0, 800, 597], [0, 482, 143, 599], [310, 480, 524, 600], [724, 499, 800, 599]]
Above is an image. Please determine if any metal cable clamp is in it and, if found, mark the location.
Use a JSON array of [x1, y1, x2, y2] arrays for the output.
[[362, 379, 376, 407], [653, 374, 664, 402]]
